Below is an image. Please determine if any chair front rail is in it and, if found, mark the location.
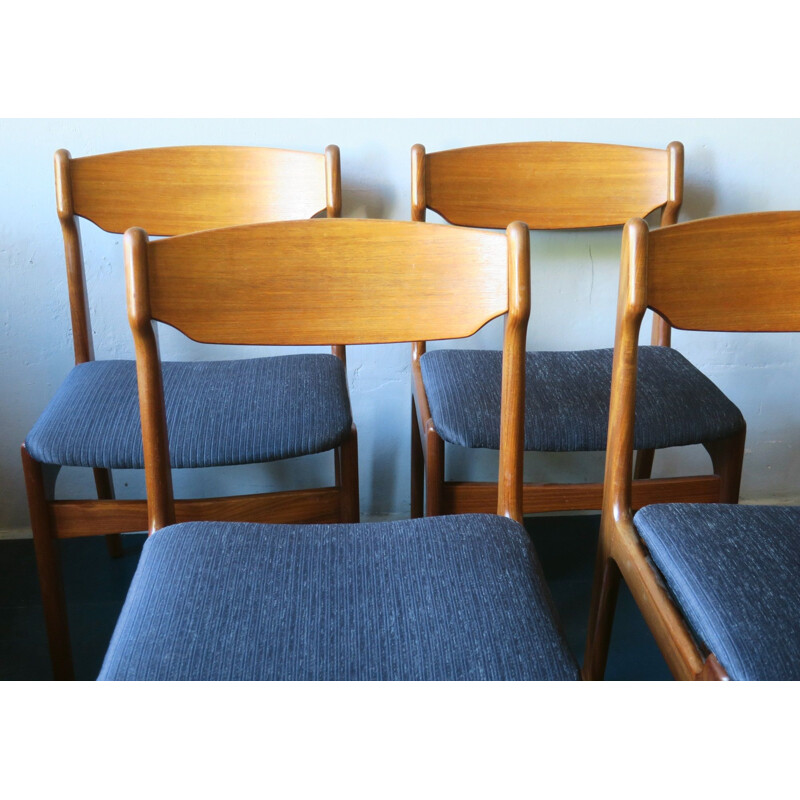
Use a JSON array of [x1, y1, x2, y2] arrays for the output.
[[438, 475, 722, 515], [48, 487, 343, 537]]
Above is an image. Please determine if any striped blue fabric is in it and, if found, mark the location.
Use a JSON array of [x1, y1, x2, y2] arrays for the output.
[[98, 516, 579, 681], [635, 504, 800, 681], [420, 346, 744, 452], [25, 355, 352, 469]]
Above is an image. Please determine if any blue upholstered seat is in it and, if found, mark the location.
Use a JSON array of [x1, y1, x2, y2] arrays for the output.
[[98, 515, 579, 681], [420, 346, 744, 452], [634, 504, 800, 681], [25, 355, 352, 469]]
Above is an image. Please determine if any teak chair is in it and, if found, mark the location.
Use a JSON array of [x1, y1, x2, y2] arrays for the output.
[[410, 141, 746, 518], [97, 218, 579, 680], [583, 212, 800, 681], [21, 145, 354, 680]]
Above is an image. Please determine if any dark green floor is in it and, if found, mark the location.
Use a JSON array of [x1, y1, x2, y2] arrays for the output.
[[0, 515, 671, 681]]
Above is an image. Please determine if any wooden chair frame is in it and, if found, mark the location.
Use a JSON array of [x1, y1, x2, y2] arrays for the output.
[[410, 141, 746, 519], [21, 145, 348, 679], [125, 218, 531, 534], [583, 211, 800, 680]]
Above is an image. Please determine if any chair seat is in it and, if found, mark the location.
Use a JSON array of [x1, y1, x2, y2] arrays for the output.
[[634, 504, 800, 681], [25, 355, 352, 469], [420, 346, 744, 452], [97, 515, 579, 681]]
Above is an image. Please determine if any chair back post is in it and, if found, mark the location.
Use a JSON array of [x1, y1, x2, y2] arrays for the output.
[[55, 149, 94, 365], [497, 221, 531, 523], [650, 141, 684, 347], [324, 144, 346, 362], [124, 227, 176, 535], [411, 144, 427, 223], [324, 145, 342, 219], [662, 141, 684, 227], [410, 144, 428, 363], [602, 218, 649, 524]]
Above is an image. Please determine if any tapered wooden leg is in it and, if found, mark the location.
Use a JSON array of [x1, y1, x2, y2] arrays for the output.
[[704, 426, 746, 504], [21, 445, 74, 681], [93, 468, 124, 558], [410, 397, 424, 519], [333, 344, 345, 498], [633, 449, 655, 480], [339, 424, 360, 523], [582, 530, 621, 681], [425, 427, 445, 517]]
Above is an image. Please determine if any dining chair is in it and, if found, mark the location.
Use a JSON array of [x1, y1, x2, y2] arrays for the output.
[[410, 141, 746, 518], [97, 217, 579, 680], [21, 145, 356, 680], [583, 211, 800, 680]]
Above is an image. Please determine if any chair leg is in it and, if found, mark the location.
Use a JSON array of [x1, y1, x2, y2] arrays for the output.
[[697, 654, 730, 681], [633, 449, 655, 480], [410, 397, 424, 519], [582, 531, 621, 681], [21, 445, 74, 681], [339, 424, 360, 523], [425, 427, 445, 517], [93, 468, 124, 558], [704, 426, 746, 504]]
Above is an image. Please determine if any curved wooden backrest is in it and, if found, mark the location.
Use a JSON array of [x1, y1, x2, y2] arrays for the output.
[[126, 218, 531, 529], [127, 219, 513, 346], [56, 144, 341, 365], [58, 145, 339, 235], [413, 141, 682, 230], [646, 212, 800, 332], [604, 211, 800, 521]]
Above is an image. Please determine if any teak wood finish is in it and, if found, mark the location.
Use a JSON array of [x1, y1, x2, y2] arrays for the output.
[[583, 211, 800, 681], [125, 218, 531, 534], [410, 141, 744, 519], [23, 145, 344, 680]]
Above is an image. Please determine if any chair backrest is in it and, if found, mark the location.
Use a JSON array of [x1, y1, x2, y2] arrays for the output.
[[56, 144, 341, 364], [412, 141, 683, 230], [125, 218, 531, 532], [603, 211, 800, 517], [644, 212, 800, 333], [411, 141, 683, 348]]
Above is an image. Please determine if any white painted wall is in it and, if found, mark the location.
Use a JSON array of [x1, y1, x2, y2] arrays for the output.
[[2, 119, 799, 536]]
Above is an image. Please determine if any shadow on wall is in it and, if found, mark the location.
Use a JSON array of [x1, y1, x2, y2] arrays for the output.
[[342, 179, 393, 220], [682, 142, 716, 221], [340, 144, 398, 220]]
